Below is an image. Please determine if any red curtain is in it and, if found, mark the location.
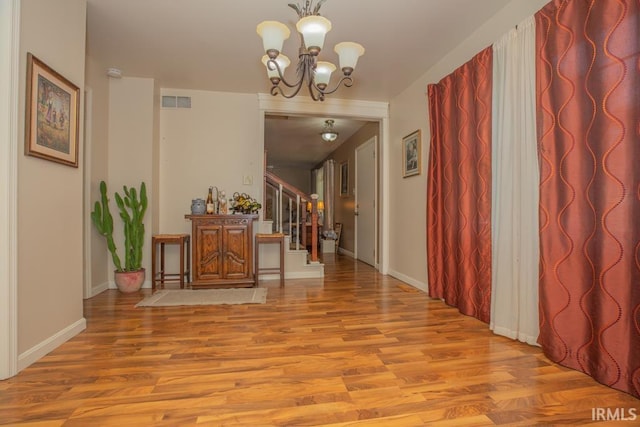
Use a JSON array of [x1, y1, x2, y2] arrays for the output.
[[536, 0, 640, 397], [426, 48, 493, 323]]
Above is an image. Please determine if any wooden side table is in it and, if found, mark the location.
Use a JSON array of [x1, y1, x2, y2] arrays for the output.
[[151, 234, 191, 290], [255, 233, 285, 287]]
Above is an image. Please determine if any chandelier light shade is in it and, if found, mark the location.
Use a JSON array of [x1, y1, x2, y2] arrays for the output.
[[320, 119, 338, 142], [314, 61, 336, 88], [296, 16, 332, 54], [334, 42, 365, 74], [256, 0, 365, 101], [256, 21, 291, 56]]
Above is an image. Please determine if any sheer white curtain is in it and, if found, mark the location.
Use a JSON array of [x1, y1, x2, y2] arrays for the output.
[[490, 16, 539, 345], [322, 159, 335, 233]]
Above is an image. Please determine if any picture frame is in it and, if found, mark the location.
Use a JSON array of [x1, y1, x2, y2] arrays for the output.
[[402, 129, 421, 178], [340, 161, 349, 196], [25, 53, 80, 167]]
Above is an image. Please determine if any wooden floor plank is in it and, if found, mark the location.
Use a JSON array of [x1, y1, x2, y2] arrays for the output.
[[1, 255, 637, 426]]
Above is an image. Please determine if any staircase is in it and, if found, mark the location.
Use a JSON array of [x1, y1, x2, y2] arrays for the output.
[[256, 171, 324, 280], [255, 220, 324, 279]]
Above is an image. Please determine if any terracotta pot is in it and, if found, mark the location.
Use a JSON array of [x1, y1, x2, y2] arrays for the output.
[[114, 268, 145, 293]]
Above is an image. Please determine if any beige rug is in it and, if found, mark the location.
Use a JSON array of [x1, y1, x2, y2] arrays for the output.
[[135, 288, 267, 307]]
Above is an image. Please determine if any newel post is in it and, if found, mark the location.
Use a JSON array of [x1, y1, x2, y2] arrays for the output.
[[310, 194, 319, 262]]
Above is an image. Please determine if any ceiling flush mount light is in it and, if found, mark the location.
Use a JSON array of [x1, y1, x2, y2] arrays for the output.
[[257, 0, 365, 101], [320, 119, 338, 142]]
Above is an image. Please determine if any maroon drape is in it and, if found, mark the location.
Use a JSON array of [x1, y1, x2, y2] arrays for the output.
[[427, 48, 493, 323], [536, 0, 640, 397]]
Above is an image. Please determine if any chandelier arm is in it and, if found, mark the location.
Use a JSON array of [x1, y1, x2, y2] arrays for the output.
[[312, 76, 354, 97], [271, 80, 307, 99], [306, 79, 322, 101], [267, 59, 305, 89]]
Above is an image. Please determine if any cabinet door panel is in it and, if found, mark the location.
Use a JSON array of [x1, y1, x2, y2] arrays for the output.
[[197, 225, 223, 280], [223, 226, 248, 279]]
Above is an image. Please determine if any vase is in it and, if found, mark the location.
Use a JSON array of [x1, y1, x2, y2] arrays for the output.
[[114, 269, 145, 293], [191, 198, 206, 215]]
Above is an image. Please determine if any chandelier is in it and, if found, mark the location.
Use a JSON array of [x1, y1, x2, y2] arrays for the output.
[[256, 0, 365, 101], [320, 119, 338, 142]]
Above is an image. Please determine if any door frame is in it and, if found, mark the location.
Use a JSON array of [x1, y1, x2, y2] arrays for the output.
[[257, 95, 390, 274], [0, 0, 20, 380], [355, 136, 378, 268]]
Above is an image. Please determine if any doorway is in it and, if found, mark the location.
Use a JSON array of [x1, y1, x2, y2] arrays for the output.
[[258, 94, 389, 274]]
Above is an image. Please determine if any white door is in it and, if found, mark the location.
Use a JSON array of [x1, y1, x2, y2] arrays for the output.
[[355, 137, 376, 267]]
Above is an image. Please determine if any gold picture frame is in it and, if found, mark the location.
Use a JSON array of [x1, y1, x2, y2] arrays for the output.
[[402, 129, 421, 177], [25, 53, 80, 167]]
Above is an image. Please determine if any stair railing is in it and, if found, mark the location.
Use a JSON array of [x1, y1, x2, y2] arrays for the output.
[[264, 170, 319, 262]]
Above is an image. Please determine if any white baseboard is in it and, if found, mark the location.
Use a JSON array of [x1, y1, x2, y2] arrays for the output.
[[88, 281, 109, 298], [18, 317, 87, 372], [387, 269, 428, 293], [338, 248, 355, 258]]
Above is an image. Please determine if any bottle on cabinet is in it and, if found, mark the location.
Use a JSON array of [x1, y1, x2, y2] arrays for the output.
[[206, 187, 215, 214], [218, 190, 227, 214]]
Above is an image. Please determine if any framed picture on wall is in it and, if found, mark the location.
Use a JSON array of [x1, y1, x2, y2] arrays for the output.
[[25, 53, 80, 167], [402, 129, 421, 177], [340, 161, 349, 196]]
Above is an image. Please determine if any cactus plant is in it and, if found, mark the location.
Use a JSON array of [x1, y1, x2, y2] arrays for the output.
[[91, 180, 147, 272]]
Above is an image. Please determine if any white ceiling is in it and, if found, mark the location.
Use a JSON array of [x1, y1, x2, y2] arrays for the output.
[[86, 0, 513, 167], [265, 115, 371, 169]]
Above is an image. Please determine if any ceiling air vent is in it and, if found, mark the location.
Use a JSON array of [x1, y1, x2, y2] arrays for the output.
[[162, 96, 191, 109]]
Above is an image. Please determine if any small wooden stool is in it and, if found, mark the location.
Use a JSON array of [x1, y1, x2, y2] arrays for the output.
[[151, 234, 191, 290], [255, 233, 285, 287]]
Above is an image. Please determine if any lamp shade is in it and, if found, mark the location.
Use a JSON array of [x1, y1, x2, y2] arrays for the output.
[[314, 61, 336, 86], [334, 42, 365, 71], [296, 15, 331, 52], [256, 21, 291, 54], [262, 54, 290, 78], [321, 131, 338, 142]]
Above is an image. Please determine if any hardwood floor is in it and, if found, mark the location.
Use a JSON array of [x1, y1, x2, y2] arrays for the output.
[[1, 255, 637, 426]]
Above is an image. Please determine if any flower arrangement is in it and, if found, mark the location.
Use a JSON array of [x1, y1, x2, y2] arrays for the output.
[[230, 192, 261, 214]]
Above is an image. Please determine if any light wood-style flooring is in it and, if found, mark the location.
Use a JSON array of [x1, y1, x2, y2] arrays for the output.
[[1, 255, 637, 426]]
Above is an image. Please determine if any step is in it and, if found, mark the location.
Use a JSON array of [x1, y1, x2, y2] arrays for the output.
[[255, 224, 324, 280]]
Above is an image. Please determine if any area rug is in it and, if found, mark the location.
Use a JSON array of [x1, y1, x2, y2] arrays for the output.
[[135, 288, 267, 307]]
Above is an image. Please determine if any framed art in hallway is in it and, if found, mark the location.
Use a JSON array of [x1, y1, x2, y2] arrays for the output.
[[402, 129, 421, 177], [25, 53, 80, 167]]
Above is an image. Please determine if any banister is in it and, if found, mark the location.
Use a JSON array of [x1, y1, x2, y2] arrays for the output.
[[264, 170, 319, 262], [265, 171, 312, 202]]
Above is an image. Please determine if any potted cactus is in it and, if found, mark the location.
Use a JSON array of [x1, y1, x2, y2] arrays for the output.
[[91, 180, 148, 293]]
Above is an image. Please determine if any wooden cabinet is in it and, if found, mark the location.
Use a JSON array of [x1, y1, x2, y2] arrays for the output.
[[185, 214, 257, 288]]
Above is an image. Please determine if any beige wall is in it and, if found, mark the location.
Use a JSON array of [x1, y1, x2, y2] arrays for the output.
[[17, 0, 86, 357], [85, 55, 110, 293], [386, 0, 549, 290], [107, 77, 157, 285], [158, 89, 262, 267], [269, 167, 311, 195], [151, 82, 161, 235]]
